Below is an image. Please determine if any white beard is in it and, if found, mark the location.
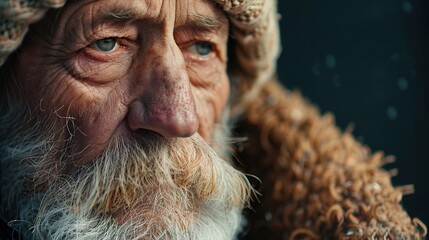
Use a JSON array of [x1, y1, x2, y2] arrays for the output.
[[0, 108, 251, 239]]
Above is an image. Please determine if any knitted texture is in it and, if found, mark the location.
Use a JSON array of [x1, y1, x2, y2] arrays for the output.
[[0, 0, 281, 114], [234, 79, 427, 239], [212, 0, 281, 115], [0, 0, 66, 64]]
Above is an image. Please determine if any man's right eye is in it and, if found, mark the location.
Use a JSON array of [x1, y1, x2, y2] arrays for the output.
[[89, 38, 118, 52]]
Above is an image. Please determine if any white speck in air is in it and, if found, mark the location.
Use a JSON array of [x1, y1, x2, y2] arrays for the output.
[[390, 53, 400, 62], [397, 78, 408, 91], [402, 1, 413, 14], [386, 106, 398, 120], [265, 212, 273, 222], [325, 54, 336, 69]]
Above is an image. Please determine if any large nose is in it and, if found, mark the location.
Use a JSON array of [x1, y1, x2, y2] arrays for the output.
[[127, 39, 199, 138]]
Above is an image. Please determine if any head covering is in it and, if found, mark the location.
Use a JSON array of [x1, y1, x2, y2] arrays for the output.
[[0, 0, 281, 116]]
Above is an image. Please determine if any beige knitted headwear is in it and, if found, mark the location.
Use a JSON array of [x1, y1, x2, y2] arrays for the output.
[[0, 0, 281, 115]]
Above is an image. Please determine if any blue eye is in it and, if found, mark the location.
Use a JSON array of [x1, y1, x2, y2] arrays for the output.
[[194, 42, 213, 56], [91, 38, 118, 52]]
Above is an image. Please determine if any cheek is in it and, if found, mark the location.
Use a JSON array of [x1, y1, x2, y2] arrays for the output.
[[17, 53, 129, 162], [212, 74, 230, 120], [189, 65, 230, 140]]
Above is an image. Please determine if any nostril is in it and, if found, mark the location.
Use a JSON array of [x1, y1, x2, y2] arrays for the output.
[[132, 129, 166, 140]]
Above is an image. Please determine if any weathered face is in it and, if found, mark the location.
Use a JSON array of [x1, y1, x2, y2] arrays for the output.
[[15, 0, 230, 166], [1, 1, 251, 238]]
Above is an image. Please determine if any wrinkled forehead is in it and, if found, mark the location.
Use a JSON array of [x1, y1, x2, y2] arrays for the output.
[[59, 0, 228, 30]]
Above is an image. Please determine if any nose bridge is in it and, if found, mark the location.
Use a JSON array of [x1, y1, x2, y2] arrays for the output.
[[128, 36, 199, 138], [152, 39, 186, 92], [148, 37, 191, 114]]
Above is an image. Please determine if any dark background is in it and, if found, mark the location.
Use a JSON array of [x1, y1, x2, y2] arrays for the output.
[[277, 0, 429, 226]]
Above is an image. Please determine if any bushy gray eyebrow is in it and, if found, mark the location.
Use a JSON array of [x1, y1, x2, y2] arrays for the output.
[[100, 8, 137, 22], [97, 7, 226, 32], [185, 13, 225, 32]]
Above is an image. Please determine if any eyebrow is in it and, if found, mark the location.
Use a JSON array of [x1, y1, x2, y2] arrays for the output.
[[98, 8, 226, 32], [100, 8, 138, 22], [184, 13, 226, 33]]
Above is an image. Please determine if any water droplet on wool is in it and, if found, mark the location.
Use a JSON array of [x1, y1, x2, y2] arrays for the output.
[[344, 228, 363, 236], [370, 182, 382, 192]]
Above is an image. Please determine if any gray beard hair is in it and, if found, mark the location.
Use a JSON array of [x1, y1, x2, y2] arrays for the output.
[[0, 105, 252, 240]]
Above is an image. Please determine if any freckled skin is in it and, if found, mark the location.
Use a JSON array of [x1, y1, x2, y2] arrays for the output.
[[14, 0, 230, 166]]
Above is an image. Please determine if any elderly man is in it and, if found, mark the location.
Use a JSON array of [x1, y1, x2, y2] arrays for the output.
[[0, 0, 426, 239]]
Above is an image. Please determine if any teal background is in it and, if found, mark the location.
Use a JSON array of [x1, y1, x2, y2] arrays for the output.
[[277, 0, 429, 225]]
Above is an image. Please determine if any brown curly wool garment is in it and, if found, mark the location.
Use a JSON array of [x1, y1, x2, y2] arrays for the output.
[[234, 79, 427, 239]]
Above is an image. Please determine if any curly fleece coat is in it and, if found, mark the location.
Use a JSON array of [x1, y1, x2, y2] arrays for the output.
[[234, 79, 427, 239]]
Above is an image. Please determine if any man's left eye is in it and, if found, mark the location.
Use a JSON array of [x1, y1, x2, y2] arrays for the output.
[[89, 38, 118, 52], [187, 42, 214, 57]]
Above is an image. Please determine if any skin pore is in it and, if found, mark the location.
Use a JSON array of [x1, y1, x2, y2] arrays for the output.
[[14, 0, 230, 168]]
